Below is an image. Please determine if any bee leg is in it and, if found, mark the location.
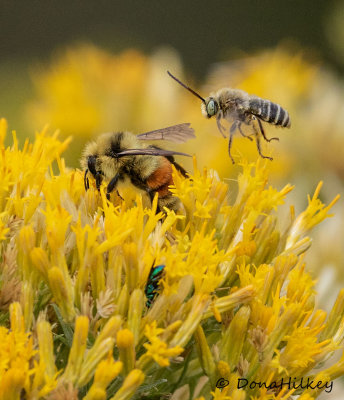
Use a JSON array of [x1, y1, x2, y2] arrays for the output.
[[164, 155, 189, 178], [171, 161, 188, 178], [216, 111, 227, 138], [106, 174, 120, 200], [116, 191, 124, 201], [228, 122, 237, 164], [257, 119, 279, 142], [253, 125, 273, 161], [95, 173, 103, 191], [238, 122, 253, 141], [84, 169, 90, 191]]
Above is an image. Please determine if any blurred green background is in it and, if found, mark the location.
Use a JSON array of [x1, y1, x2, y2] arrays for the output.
[[1, 0, 344, 135], [0, 0, 339, 75], [1, 1, 344, 396]]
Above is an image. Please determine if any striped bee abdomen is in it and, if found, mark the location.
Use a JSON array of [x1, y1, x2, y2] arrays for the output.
[[248, 97, 291, 128]]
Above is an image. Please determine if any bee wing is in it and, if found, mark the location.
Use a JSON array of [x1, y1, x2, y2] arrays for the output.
[[116, 148, 192, 158], [137, 123, 195, 143]]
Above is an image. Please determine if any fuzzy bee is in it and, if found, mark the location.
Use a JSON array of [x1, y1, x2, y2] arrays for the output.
[[167, 71, 291, 163], [81, 123, 195, 212]]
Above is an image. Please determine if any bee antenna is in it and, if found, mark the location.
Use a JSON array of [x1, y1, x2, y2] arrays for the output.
[[167, 71, 206, 104]]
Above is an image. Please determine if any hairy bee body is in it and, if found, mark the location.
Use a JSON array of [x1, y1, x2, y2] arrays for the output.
[[201, 88, 290, 128], [81, 129, 190, 212], [167, 71, 291, 163], [82, 131, 159, 182]]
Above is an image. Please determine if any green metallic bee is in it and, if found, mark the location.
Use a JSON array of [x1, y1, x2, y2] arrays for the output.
[[145, 264, 165, 308]]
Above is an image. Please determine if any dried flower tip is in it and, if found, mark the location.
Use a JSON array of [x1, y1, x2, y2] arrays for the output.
[[237, 355, 249, 377], [250, 326, 269, 354], [96, 288, 115, 318]]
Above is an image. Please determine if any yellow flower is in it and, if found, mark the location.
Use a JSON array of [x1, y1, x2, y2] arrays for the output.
[[77, 317, 121, 387], [48, 266, 75, 321], [116, 329, 135, 375], [63, 316, 89, 385], [288, 182, 340, 245], [0, 303, 58, 399], [195, 326, 216, 386], [0, 118, 7, 146], [0, 118, 343, 399], [0, 212, 9, 241], [219, 306, 250, 369], [18, 224, 36, 254], [142, 321, 183, 367], [42, 205, 72, 254], [85, 353, 122, 400], [109, 369, 145, 400], [194, 200, 213, 219]]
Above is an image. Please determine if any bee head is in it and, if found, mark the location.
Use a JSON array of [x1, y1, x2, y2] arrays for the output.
[[201, 97, 218, 119], [84, 155, 103, 191], [206, 98, 218, 117]]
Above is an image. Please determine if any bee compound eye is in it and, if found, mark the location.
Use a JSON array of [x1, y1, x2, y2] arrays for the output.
[[207, 99, 217, 116]]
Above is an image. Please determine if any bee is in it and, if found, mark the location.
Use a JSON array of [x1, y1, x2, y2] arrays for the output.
[[145, 264, 165, 308], [81, 123, 195, 212], [167, 71, 291, 163]]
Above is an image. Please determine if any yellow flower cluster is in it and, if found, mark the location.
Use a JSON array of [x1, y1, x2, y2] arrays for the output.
[[0, 117, 343, 400], [26, 45, 192, 170], [0, 303, 58, 399]]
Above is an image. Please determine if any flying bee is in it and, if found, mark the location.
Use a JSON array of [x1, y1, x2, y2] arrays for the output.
[[81, 123, 195, 212], [167, 71, 291, 164]]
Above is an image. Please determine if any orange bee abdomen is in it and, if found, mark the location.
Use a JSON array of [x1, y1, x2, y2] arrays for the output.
[[146, 158, 173, 198]]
